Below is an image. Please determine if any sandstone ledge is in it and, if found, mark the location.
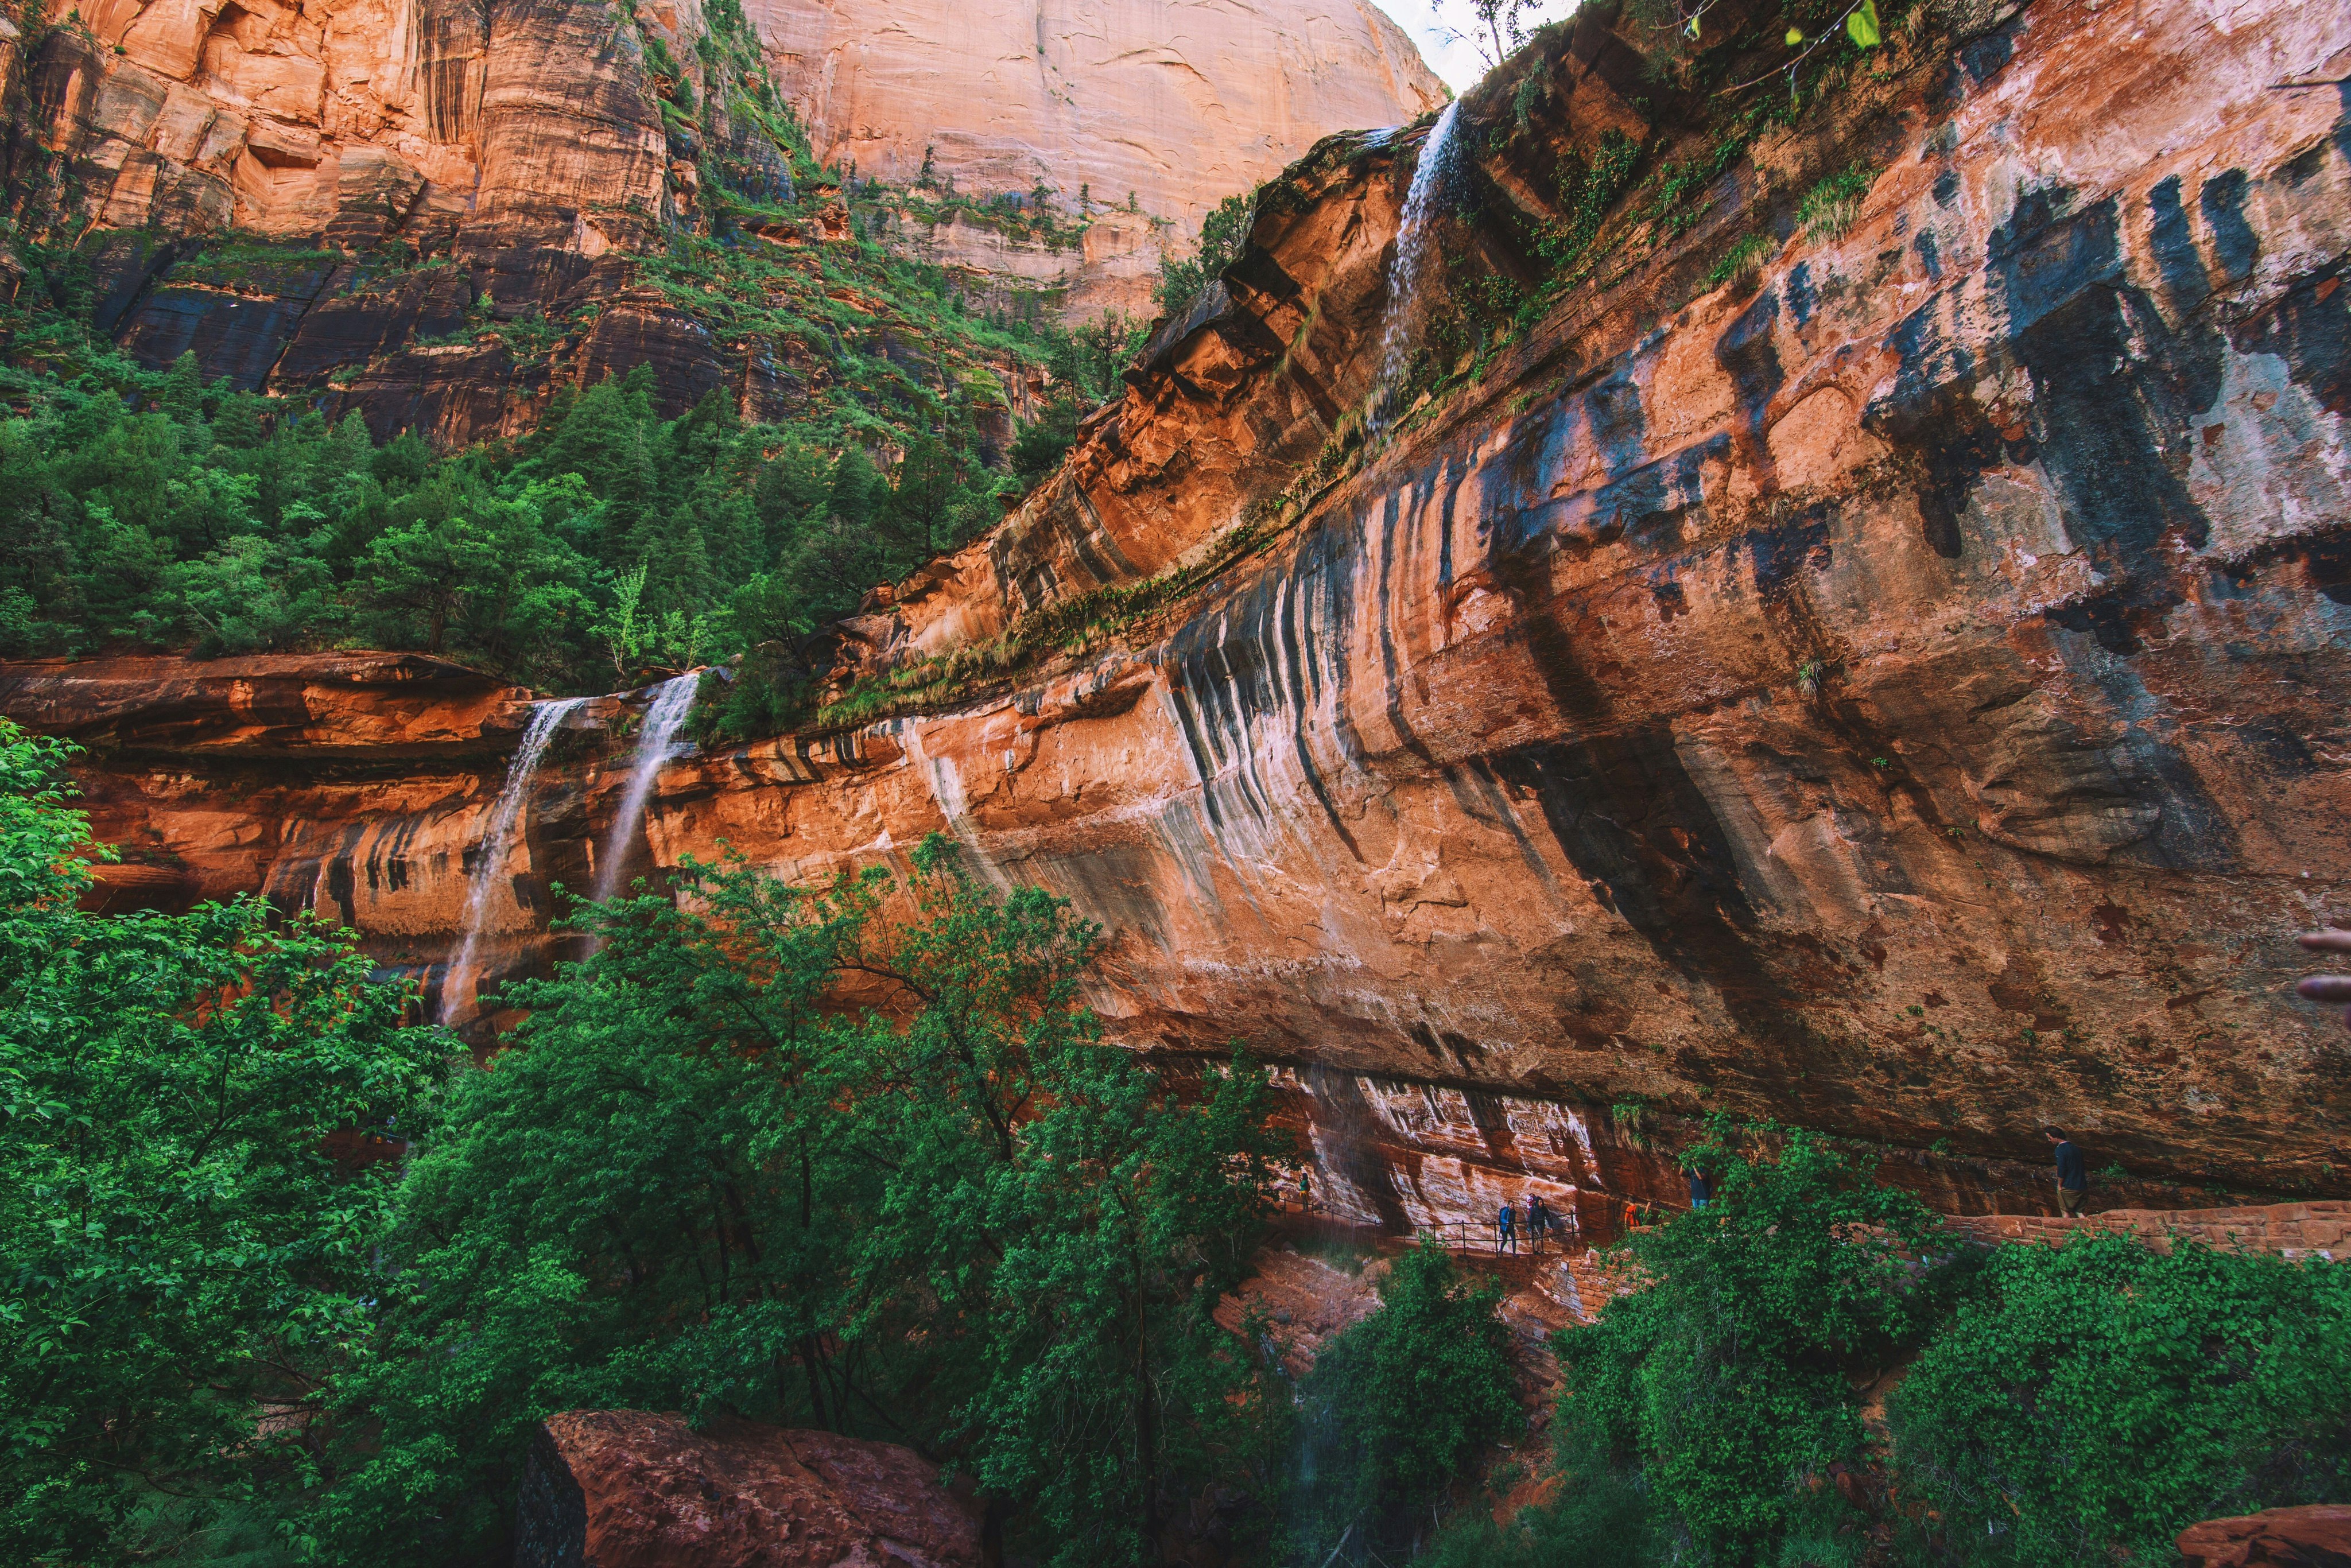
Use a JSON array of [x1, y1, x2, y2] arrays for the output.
[[515, 1411, 983, 1568]]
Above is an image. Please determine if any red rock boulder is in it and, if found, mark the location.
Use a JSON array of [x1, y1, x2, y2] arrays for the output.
[[2177, 1505, 2351, 1567], [515, 1410, 984, 1568]]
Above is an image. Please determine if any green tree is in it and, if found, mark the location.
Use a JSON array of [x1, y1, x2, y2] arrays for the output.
[[348, 495, 594, 679], [0, 721, 450, 1563], [313, 838, 1282, 1567], [1890, 1233, 2351, 1566], [158, 533, 336, 654], [1558, 1123, 1958, 1564], [1010, 395, 1083, 486], [1290, 1240, 1520, 1561], [1153, 188, 1255, 313]]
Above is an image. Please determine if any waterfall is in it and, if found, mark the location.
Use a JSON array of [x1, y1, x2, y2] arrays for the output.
[[444, 696, 587, 1023], [592, 672, 701, 905], [1368, 99, 1463, 433]]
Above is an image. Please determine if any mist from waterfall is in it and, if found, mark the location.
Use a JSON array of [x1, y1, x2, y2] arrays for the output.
[[1368, 99, 1463, 433], [592, 673, 701, 906], [443, 696, 587, 1024]]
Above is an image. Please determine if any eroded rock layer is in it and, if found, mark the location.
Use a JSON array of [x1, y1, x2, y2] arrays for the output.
[[694, 0, 2351, 1196], [10, 0, 2351, 1215]]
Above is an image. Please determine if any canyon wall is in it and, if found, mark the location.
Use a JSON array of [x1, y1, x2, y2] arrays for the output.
[[0, 0, 1442, 395], [11, 0, 2351, 1224], [754, 0, 1448, 315], [692, 0, 2351, 1201]]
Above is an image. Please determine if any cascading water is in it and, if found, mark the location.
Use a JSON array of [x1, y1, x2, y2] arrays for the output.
[[592, 672, 701, 905], [1367, 99, 1463, 433], [443, 696, 587, 1023]]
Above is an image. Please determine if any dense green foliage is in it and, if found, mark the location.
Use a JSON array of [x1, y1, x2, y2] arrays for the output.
[[1891, 1235, 2351, 1566], [1559, 1127, 1958, 1563], [1290, 1240, 1520, 1561], [311, 839, 1287, 1566], [0, 721, 450, 1563], [1430, 1124, 2351, 1568]]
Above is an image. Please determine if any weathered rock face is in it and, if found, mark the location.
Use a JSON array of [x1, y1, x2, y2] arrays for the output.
[[754, 0, 1446, 224], [515, 1411, 984, 1568], [742, 0, 2351, 1199], [10, 0, 2351, 1223], [2, 0, 1441, 399], [2177, 1504, 2351, 1568]]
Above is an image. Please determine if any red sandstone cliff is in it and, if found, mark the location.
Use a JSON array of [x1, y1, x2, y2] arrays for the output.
[[753, 0, 1446, 318], [9, 0, 2351, 1232], [0, 0, 1442, 404]]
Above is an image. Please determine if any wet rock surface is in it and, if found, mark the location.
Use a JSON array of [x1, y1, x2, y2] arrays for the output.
[[515, 1411, 984, 1568]]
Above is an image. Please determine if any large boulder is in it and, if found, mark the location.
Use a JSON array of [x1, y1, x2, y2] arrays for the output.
[[515, 1410, 985, 1568], [2177, 1505, 2351, 1568]]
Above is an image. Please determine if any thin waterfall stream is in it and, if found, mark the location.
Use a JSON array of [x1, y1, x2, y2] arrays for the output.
[[444, 695, 587, 1023], [592, 672, 701, 905], [1368, 99, 1463, 433]]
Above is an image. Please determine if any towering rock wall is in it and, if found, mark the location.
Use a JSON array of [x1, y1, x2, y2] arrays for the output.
[[10, 0, 2351, 1224], [754, 0, 1448, 315], [0, 0, 1443, 390]]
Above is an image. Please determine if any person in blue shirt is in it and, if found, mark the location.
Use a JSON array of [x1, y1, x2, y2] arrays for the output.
[[1495, 1201, 1517, 1254], [2044, 1127, 2088, 1216], [1685, 1164, 1712, 1211]]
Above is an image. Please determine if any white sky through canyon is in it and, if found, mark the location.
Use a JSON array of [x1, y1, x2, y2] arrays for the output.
[[1368, 0, 1575, 93]]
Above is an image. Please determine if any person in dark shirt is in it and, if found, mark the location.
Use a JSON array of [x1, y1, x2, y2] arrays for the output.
[[2044, 1127, 2088, 1216], [1685, 1165, 1712, 1211], [1526, 1194, 1550, 1253]]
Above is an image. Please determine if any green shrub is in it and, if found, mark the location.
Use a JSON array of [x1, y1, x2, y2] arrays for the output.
[[1706, 232, 1774, 291], [1291, 1240, 1520, 1561], [1798, 165, 1875, 242], [1555, 1123, 1960, 1565], [1889, 1233, 2351, 1566]]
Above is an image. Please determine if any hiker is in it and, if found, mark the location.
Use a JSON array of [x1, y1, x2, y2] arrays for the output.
[[1495, 1201, 1517, 1254], [1685, 1163, 1712, 1212], [1525, 1193, 1550, 1253], [1297, 1169, 1313, 1213], [2045, 1127, 2088, 1216], [2296, 928, 2351, 1030]]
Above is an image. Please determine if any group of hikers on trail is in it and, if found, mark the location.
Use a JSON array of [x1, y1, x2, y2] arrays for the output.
[[1493, 1191, 1573, 1253]]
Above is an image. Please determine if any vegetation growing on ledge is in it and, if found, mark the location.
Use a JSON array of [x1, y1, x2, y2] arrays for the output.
[[809, 513, 1276, 730]]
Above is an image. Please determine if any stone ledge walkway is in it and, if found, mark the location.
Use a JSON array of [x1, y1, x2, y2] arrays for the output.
[[1947, 1200, 2350, 1262]]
